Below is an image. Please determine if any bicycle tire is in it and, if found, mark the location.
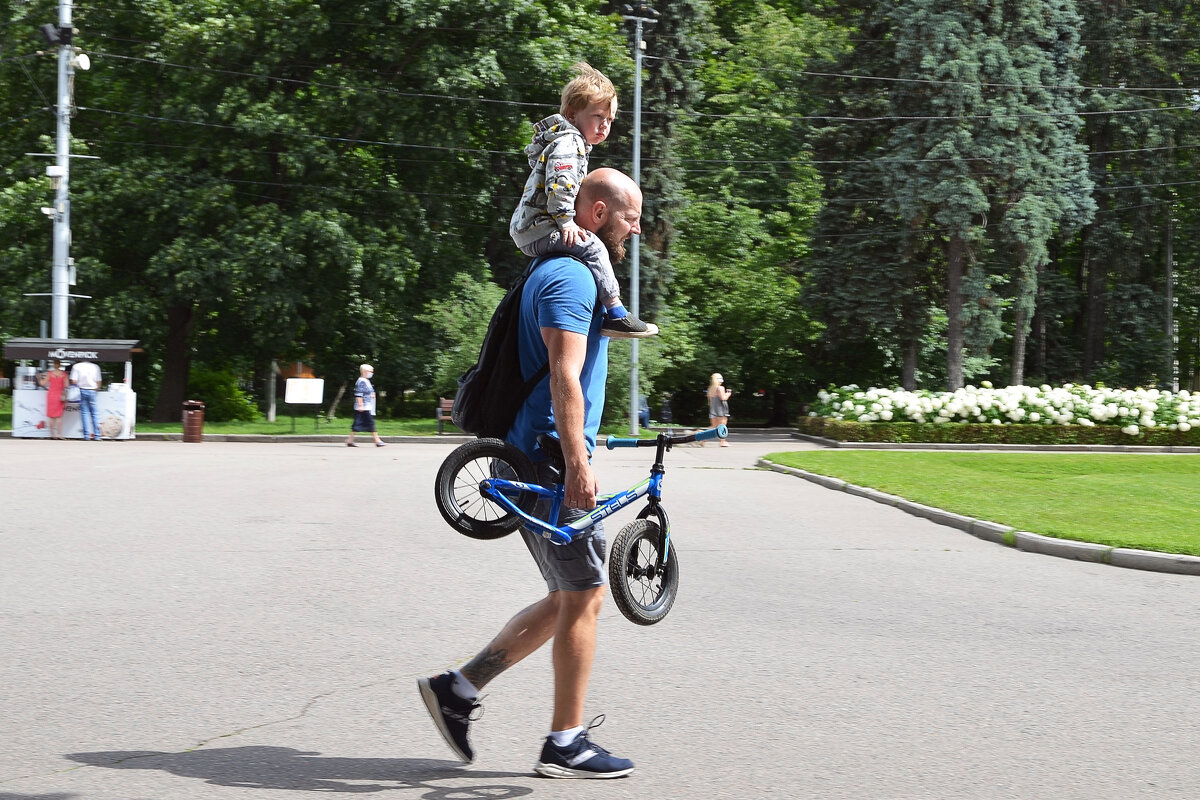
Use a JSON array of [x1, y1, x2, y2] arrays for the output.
[[434, 438, 538, 539], [608, 518, 679, 625]]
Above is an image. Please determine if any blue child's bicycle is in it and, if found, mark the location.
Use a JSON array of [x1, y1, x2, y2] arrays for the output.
[[433, 425, 728, 625]]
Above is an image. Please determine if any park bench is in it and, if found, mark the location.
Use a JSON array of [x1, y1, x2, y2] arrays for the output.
[[436, 397, 456, 434]]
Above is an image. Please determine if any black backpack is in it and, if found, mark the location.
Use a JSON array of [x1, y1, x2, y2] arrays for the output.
[[451, 259, 554, 439]]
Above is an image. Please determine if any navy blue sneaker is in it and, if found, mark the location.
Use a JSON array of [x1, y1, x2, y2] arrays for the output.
[[418, 672, 482, 763], [534, 716, 634, 779]]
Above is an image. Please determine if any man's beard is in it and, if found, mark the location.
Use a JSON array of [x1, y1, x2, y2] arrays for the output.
[[596, 219, 627, 263]]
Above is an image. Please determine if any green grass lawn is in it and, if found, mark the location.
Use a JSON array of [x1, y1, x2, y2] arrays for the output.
[[764, 450, 1200, 556]]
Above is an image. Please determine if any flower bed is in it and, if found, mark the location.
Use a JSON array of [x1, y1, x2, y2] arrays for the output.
[[803, 383, 1200, 446]]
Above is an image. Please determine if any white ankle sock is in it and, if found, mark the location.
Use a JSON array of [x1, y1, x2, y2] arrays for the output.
[[549, 726, 584, 747], [449, 669, 478, 700]]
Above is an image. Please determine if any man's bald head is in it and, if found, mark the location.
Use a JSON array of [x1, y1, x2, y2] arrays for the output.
[[574, 168, 642, 262], [577, 168, 640, 215]]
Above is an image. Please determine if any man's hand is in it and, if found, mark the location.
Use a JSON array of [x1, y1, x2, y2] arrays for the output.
[[564, 459, 599, 510], [560, 221, 589, 248]]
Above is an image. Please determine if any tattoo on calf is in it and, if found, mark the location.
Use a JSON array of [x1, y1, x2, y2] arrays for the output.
[[463, 645, 512, 689]]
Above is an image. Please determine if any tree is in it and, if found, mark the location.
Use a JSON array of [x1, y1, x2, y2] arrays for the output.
[[668, 2, 836, 422], [0, 0, 625, 419], [808, 0, 1094, 390]]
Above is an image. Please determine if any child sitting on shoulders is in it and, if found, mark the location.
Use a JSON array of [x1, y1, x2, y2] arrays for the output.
[[509, 61, 657, 338]]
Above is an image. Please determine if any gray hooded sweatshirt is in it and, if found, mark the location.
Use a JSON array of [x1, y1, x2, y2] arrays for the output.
[[509, 114, 592, 249]]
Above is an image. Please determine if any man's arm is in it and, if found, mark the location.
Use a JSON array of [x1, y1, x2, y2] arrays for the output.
[[542, 325, 598, 510]]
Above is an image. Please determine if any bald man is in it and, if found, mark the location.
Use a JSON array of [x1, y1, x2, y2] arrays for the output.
[[420, 168, 641, 778]]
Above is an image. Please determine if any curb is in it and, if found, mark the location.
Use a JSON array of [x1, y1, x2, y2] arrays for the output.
[[758, 458, 1200, 577]]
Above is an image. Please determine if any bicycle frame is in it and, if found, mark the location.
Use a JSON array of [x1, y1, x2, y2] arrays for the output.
[[477, 424, 727, 547]]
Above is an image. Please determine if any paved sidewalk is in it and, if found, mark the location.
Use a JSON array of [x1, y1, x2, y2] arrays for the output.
[[759, 457, 1200, 577], [4, 436, 1200, 799]]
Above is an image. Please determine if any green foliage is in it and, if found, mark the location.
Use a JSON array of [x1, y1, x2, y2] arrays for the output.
[[186, 367, 258, 422], [662, 2, 837, 424], [416, 269, 506, 398], [3, 0, 1199, 420], [0, 0, 623, 418]]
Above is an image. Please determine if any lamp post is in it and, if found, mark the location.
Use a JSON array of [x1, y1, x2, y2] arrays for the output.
[[35, 0, 90, 340], [621, 2, 658, 435]]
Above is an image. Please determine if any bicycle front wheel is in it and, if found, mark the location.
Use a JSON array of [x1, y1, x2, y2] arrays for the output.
[[608, 518, 679, 625], [434, 438, 537, 540]]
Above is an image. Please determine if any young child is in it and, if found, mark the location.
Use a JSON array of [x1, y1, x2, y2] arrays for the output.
[[509, 62, 657, 338]]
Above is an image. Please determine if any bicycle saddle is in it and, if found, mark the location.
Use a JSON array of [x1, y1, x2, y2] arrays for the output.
[[535, 433, 566, 476]]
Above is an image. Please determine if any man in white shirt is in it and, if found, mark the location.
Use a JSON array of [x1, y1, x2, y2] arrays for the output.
[[69, 361, 102, 440]]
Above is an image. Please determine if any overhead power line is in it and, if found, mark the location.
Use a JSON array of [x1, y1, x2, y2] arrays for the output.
[[82, 49, 1197, 125], [76, 106, 514, 155], [0, 106, 51, 129], [644, 53, 1200, 95], [91, 51, 553, 111]]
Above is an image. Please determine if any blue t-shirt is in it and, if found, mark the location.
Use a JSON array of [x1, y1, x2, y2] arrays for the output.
[[507, 256, 608, 460]]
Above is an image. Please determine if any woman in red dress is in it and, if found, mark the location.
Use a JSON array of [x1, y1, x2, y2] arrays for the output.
[[38, 359, 69, 439]]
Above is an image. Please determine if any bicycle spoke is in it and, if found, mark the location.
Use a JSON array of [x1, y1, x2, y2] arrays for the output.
[[625, 535, 664, 605], [453, 457, 502, 522]]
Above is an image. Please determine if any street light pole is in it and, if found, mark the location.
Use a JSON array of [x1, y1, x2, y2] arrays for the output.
[[51, 0, 76, 340], [621, 2, 658, 435]]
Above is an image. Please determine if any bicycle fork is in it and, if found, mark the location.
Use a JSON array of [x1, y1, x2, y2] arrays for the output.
[[637, 460, 673, 570]]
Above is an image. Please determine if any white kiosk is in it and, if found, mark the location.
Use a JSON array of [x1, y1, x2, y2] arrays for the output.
[[5, 338, 141, 440]]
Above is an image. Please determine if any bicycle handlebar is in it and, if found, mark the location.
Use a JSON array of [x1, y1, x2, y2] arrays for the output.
[[605, 424, 727, 449]]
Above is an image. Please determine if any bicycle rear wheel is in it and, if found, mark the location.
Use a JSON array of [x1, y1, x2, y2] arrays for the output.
[[608, 518, 678, 625], [434, 438, 537, 539]]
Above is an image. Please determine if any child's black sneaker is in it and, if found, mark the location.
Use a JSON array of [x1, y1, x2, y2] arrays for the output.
[[418, 672, 482, 763], [534, 716, 634, 779], [601, 315, 658, 338]]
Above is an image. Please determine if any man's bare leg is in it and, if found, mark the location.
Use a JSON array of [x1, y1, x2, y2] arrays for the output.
[[419, 593, 559, 763], [461, 593, 561, 690], [551, 587, 605, 731]]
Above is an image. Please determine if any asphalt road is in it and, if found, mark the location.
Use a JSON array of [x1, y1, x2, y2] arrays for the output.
[[2, 434, 1199, 800]]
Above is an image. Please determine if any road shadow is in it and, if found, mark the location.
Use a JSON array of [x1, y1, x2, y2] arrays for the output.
[[66, 746, 533, 797]]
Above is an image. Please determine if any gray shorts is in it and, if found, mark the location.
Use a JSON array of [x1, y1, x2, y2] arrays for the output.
[[520, 462, 607, 592]]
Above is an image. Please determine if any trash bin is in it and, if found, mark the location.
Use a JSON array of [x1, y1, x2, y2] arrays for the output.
[[182, 400, 205, 443]]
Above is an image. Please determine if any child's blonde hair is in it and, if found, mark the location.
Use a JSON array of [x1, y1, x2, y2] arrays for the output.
[[560, 62, 617, 117]]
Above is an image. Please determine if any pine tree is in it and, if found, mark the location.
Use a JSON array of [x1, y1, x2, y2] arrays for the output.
[[811, 0, 1094, 390]]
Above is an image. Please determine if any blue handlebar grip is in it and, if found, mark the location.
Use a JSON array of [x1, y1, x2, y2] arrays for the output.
[[605, 436, 641, 449], [694, 425, 728, 442]]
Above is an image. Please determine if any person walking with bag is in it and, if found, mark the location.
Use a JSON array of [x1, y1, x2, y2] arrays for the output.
[[419, 169, 642, 778], [346, 364, 385, 447]]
